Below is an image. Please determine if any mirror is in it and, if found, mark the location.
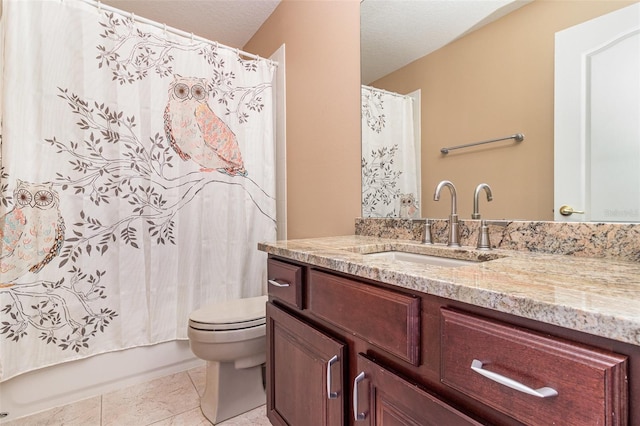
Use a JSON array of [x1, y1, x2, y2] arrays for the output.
[[360, 0, 639, 222]]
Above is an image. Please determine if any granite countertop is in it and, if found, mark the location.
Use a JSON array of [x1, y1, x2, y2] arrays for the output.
[[258, 235, 640, 347]]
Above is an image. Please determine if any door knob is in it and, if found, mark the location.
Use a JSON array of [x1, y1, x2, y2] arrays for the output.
[[559, 205, 585, 216]]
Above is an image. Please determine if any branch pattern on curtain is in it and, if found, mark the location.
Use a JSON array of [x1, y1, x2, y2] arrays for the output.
[[0, 0, 276, 381], [361, 85, 419, 218]]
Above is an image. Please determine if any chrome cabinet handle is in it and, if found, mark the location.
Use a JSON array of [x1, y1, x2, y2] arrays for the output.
[[267, 279, 289, 287], [471, 359, 558, 398], [353, 372, 366, 421], [326, 355, 339, 399]]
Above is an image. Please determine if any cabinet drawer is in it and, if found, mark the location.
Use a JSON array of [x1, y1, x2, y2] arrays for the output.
[[441, 309, 628, 426], [355, 353, 483, 425], [267, 258, 303, 309], [308, 269, 420, 365]]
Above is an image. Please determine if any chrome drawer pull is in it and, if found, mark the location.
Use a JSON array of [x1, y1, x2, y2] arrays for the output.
[[471, 359, 558, 398], [326, 355, 339, 399], [268, 279, 290, 287], [353, 372, 366, 421]]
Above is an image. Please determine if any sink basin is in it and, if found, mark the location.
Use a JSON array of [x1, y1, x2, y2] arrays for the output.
[[364, 251, 477, 268]]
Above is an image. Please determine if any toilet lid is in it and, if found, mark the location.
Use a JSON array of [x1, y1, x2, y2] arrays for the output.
[[189, 295, 267, 331]]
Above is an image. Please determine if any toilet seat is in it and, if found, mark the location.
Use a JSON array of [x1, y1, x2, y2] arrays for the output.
[[187, 296, 268, 423], [189, 295, 267, 332]]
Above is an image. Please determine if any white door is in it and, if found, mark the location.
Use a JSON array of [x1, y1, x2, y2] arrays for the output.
[[554, 3, 640, 222]]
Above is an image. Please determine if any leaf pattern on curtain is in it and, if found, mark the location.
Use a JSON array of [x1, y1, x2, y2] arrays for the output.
[[0, 1, 276, 380], [0, 164, 10, 209], [96, 12, 269, 125], [362, 145, 402, 217], [361, 85, 419, 218], [361, 88, 386, 133]]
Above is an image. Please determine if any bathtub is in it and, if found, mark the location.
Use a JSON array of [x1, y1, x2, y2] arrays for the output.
[[0, 340, 202, 423]]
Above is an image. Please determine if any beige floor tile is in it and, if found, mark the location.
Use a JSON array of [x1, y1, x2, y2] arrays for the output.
[[101, 371, 200, 426], [218, 405, 270, 426], [149, 407, 212, 426], [2, 396, 101, 426], [1, 370, 270, 426], [187, 365, 207, 397]]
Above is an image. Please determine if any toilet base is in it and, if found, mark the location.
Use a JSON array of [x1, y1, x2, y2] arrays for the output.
[[200, 360, 266, 424]]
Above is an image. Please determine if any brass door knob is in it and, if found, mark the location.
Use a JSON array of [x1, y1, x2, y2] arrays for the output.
[[559, 205, 585, 216]]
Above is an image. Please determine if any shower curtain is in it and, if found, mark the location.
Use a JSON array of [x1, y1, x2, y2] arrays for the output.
[[361, 85, 419, 218], [0, 0, 276, 381]]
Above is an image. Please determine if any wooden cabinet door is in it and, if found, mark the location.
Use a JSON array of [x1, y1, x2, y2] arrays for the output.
[[354, 353, 483, 426], [266, 302, 345, 426]]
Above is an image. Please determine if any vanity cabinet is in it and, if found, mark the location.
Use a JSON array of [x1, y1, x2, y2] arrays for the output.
[[355, 353, 483, 425], [266, 256, 632, 425], [266, 302, 345, 426]]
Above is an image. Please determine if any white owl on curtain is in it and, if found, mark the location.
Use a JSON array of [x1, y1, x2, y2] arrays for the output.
[[399, 193, 419, 219], [163, 75, 247, 176], [0, 180, 65, 287]]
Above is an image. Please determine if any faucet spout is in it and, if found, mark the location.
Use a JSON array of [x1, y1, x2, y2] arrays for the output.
[[434, 180, 457, 215], [433, 180, 460, 247], [472, 183, 493, 219]]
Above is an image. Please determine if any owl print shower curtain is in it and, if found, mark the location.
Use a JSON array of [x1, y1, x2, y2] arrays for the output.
[[0, 0, 276, 380], [361, 85, 419, 218]]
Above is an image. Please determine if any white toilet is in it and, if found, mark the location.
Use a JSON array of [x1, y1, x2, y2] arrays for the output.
[[187, 295, 268, 424]]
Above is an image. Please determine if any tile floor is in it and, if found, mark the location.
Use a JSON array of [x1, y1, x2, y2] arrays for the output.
[[3, 366, 271, 426]]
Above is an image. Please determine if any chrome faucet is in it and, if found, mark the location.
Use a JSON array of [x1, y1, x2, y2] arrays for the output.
[[472, 183, 493, 219], [423, 219, 433, 244], [433, 180, 460, 247], [477, 219, 509, 250], [473, 183, 493, 250], [476, 220, 492, 250]]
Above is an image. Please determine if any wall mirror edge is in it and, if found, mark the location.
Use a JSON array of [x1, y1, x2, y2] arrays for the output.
[[360, 0, 640, 224]]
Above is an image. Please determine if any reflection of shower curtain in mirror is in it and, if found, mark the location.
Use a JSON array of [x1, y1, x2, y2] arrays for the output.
[[361, 85, 419, 218], [0, 0, 276, 380]]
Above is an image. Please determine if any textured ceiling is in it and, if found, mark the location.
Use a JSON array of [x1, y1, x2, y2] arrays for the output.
[[360, 0, 532, 84], [99, 0, 530, 84], [100, 0, 281, 49]]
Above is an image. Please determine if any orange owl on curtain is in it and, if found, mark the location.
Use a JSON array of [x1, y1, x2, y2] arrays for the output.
[[163, 75, 247, 177]]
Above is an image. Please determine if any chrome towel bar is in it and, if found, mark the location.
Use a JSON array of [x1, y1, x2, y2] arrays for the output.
[[441, 133, 524, 154]]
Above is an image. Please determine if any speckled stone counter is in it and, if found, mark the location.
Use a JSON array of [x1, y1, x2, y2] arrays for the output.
[[355, 218, 640, 262], [258, 235, 640, 347]]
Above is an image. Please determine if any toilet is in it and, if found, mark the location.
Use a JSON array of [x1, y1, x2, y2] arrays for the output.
[[187, 295, 268, 424]]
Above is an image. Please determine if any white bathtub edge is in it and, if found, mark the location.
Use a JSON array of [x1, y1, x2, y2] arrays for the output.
[[0, 340, 203, 423]]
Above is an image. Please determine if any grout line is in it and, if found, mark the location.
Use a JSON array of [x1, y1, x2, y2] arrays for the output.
[[186, 368, 198, 393]]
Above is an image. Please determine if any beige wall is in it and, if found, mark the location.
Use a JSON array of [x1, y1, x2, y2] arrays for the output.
[[244, 0, 361, 239], [372, 0, 637, 221]]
